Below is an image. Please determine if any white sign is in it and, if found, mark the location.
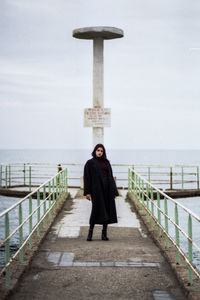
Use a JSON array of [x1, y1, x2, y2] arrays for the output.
[[84, 108, 111, 127]]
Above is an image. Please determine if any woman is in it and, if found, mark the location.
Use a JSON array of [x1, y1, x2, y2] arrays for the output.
[[84, 144, 119, 241]]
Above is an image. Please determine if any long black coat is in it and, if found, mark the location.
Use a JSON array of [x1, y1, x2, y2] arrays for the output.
[[83, 158, 119, 225]]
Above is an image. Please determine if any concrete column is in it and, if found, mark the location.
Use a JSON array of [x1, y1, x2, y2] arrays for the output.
[[72, 26, 124, 148], [93, 38, 104, 107], [93, 38, 104, 146], [93, 127, 104, 146]]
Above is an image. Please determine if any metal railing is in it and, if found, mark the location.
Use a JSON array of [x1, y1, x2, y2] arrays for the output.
[[0, 163, 70, 189], [0, 168, 68, 286], [1, 163, 200, 190], [127, 165, 200, 190], [128, 167, 200, 285]]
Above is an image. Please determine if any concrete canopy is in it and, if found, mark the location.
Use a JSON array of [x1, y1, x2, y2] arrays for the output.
[[72, 26, 124, 40]]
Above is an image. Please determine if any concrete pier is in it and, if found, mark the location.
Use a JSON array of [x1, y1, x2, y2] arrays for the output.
[[7, 189, 186, 300]]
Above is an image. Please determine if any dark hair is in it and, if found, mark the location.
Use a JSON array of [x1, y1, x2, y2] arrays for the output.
[[91, 144, 107, 160]]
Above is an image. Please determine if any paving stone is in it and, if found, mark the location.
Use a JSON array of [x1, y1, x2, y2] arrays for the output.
[[59, 252, 74, 266], [153, 290, 176, 300]]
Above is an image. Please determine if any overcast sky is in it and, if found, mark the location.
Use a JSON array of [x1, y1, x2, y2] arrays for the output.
[[0, 0, 200, 149]]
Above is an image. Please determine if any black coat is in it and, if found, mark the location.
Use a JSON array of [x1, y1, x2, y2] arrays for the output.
[[83, 158, 119, 225]]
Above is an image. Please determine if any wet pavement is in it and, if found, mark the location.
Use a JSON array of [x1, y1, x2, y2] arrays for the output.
[[9, 189, 186, 300]]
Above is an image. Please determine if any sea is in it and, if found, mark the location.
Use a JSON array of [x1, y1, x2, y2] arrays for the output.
[[0, 149, 200, 272], [1, 148, 200, 165]]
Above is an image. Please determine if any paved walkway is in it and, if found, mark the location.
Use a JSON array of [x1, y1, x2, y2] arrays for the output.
[[9, 189, 186, 300]]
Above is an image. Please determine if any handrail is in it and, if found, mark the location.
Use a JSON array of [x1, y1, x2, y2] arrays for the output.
[[128, 167, 200, 285], [129, 167, 200, 222], [1, 162, 200, 190], [0, 168, 68, 286], [0, 170, 63, 218], [1, 162, 200, 168]]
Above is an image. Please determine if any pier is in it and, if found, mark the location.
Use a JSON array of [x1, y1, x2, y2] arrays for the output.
[[1, 1, 200, 298], [0, 165, 200, 299], [0, 189, 187, 300]]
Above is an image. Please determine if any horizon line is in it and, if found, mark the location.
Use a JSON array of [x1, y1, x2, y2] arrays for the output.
[[1, 148, 200, 151]]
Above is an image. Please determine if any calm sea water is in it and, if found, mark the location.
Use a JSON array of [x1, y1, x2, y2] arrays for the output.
[[1, 148, 200, 165], [0, 149, 200, 270]]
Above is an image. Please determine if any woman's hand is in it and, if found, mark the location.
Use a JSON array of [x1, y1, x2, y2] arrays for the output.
[[86, 194, 91, 201]]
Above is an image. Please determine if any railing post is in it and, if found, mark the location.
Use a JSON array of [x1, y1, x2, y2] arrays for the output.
[[131, 165, 134, 192], [138, 176, 141, 205], [9, 165, 11, 187], [19, 203, 24, 263], [157, 192, 162, 237], [188, 214, 193, 285], [164, 197, 169, 248], [0, 164, 2, 187], [150, 186, 155, 229], [52, 178, 56, 214], [48, 181, 52, 221], [146, 183, 150, 222], [135, 174, 138, 204], [23, 163, 26, 186], [59, 172, 62, 204], [43, 185, 47, 228], [29, 196, 32, 249], [132, 168, 135, 193], [134, 172, 136, 195], [62, 171, 65, 200], [5, 213, 11, 285], [60, 172, 63, 202], [5, 165, 8, 189], [56, 176, 59, 208], [65, 168, 68, 194], [141, 179, 145, 214], [197, 166, 199, 190], [170, 167, 173, 190], [148, 167, 151, 182], [29, 166, 31, 192], [37, 189, 40, 237], [174, 203, 180, 265], [181, 167, 184, 190], [128, 168, 131, 192]]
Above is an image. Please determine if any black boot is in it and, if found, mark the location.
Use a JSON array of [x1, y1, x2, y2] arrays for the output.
[[102, 229, 109, 241], [87, 229, 93, 241]]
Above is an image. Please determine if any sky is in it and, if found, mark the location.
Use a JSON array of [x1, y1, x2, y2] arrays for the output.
[[0, 0, 200, 150]]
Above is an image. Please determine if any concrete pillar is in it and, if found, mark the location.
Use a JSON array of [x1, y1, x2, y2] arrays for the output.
[[93, 38, 104, 146], [93, 38, 104, 107], [72, 26, 124, 147], [93, 127, 104, 146]]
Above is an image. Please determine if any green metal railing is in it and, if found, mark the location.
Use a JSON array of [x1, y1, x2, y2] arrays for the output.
[[0, 163, 200, 190], [0, 168, 68, 286], [0, 163, 83, 189], [128, 167, 200, 285]]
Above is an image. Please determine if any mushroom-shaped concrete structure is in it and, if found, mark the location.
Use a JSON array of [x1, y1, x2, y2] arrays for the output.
[[73, 26, 124, 146], [73, 26, 124, 40]]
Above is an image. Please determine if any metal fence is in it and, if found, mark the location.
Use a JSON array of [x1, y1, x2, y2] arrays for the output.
[[0, 168, 68, 286], [128, 167, 200, 285], [1, 163, 200, 190], [129, 165, 200, 190]]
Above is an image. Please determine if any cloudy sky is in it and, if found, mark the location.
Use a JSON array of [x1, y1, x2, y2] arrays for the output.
[[0, 0, 200, 149]]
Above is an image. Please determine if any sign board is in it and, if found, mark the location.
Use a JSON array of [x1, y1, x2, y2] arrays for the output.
[[84, 108, 111, 127]]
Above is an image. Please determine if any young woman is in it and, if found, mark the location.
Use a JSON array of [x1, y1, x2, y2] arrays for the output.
[[83, 144, 119, 241]]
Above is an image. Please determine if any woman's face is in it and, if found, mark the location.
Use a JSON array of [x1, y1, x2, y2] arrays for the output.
[[96, 147, 104, 158]]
